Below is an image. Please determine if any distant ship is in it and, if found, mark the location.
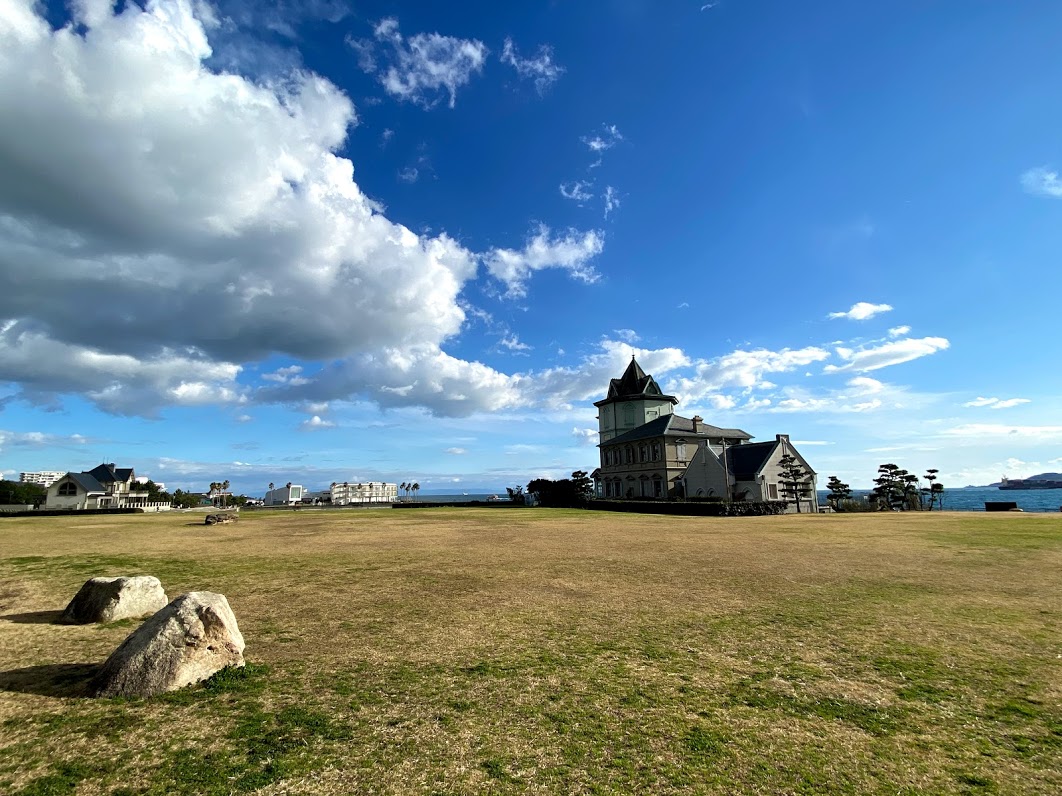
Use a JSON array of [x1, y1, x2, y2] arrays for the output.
[[999, 475, 1062, 490]]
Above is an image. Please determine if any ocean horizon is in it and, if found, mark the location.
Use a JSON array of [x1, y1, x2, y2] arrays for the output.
[[413, 488, 1062, 512]]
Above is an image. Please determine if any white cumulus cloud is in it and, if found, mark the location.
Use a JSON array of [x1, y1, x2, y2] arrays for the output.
[[828, 302, 893, 321], [670, 346, 831, 403], [0, 1, 504, 414], [483, 225, 604, 298]]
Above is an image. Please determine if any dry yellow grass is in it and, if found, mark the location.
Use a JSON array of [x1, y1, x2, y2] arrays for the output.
[[1, 508, 1060, 794]]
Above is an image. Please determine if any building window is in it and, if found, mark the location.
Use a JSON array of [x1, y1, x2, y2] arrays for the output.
[[675, 440, 687, 461], [639, 444, 647, 462], [58, 482, 77, 496], [653, 478, 663, 498], [768, 483, 778, 500], [625, 447, 634, 464], [623, 403, 635, 426], [651, 442, 661, 461]]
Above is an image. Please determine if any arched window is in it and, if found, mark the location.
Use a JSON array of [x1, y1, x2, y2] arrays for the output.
[[625, 447, 634, 464], [639, 444, 647, 462], [651, 442, 661, 461], [623, 403, 635, 427], [58, 482, 77, 496]]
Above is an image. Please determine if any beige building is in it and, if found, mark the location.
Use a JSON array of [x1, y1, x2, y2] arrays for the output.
[[593, 358, 817, 511], [45, 463, 153, 510]]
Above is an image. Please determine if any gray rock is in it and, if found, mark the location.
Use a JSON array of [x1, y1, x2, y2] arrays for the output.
[[58, 576, 169, 625], [94, 591, 245, 698]]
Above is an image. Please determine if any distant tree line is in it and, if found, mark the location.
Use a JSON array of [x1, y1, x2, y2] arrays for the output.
[[520, 471, 594, 508], [0, 480, 46, 506], [826, 465, 945, 512]]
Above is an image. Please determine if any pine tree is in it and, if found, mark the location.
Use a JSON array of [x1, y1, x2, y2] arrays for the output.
[[778, 455, 811, 513], [825, 475, 852, 509]]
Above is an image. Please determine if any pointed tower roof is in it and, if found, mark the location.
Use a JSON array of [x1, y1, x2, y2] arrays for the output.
[[595, 357, 678, 407]]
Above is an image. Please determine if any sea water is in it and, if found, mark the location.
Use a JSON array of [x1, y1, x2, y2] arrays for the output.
[[419, 490, 1062, 512], [816, 487, 1062, 513]]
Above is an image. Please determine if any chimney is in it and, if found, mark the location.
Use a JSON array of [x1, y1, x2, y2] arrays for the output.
[[776, 434, 789, 444], [692, 415, 702, 433]]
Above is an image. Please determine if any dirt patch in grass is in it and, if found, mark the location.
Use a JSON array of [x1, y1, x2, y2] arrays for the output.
[[0, 509, 1059, 794]]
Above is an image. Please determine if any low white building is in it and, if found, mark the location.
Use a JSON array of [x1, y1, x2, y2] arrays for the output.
[[330, 481, 397, 505], [20, 471, 66, 487], [264, 484, 303, 506]]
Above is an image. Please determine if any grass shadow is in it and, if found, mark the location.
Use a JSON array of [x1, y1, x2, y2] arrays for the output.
[[0, 610, 63, 624], [0, 663, 100, 698]]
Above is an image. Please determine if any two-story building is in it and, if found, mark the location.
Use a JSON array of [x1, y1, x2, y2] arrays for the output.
[[593, 358, 818, 511], [45, 463, 152, 510]]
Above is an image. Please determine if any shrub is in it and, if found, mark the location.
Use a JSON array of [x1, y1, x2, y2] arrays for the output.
[[835, 498, 876, 513]]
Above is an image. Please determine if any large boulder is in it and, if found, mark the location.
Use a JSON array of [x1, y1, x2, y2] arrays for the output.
[[93, 591, 245, 698], [58, 576, 169, 625]]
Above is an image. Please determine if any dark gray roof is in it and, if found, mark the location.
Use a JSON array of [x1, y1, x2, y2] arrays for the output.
[[667, 415, 752, 440], [724, 440, 778, 480], [594, 357, 678, 407], [602, 415, 672, 446], [602, 414, 752, 447], [86, 463, 134, 484], [66, 473, 106, 493]]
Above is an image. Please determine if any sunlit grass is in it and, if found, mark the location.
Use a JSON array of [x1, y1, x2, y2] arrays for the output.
[[1, 509, 1059, 794]]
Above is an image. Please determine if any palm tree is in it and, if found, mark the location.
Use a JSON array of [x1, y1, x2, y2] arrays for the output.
[[400, 482, 407, 502], [412, 482, 420, 501], [222, 479, 230, 508]]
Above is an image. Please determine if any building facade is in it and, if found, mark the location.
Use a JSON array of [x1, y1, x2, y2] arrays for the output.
[[593, 358, 818, 511], [330, 481, 397, 505], [45, 464, 153, 510], [264, 484, 304, 506], [20, 471, 66, 487]]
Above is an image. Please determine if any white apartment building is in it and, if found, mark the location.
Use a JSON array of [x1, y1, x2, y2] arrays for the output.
[[330, 481, 397, 505], [20, 471, 66, 487]]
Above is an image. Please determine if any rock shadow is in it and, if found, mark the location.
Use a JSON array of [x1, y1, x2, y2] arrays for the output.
[[0, 663, 100, 698], [0, 610, 63, 624]]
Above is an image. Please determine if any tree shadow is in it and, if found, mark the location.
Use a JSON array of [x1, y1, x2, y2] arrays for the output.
[[0, 610, 63, 624], [0, 663, 100, 698]]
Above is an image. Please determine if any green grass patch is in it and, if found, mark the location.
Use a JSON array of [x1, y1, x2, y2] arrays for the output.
[[1, 510, 1060, 794]]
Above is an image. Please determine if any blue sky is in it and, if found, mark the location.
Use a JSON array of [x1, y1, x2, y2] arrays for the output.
[[1, 0, 1061, 494]]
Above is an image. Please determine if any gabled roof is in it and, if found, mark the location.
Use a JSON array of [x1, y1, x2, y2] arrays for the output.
[[85, 463, 134, 484], [724, 440, 778, 480], [594, 357, 678, 406], [65, 472, 106, 494], [602, 414, 753, 447]]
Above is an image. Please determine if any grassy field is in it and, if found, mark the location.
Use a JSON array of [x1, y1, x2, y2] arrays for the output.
[[0, 508, 1059, 795]]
